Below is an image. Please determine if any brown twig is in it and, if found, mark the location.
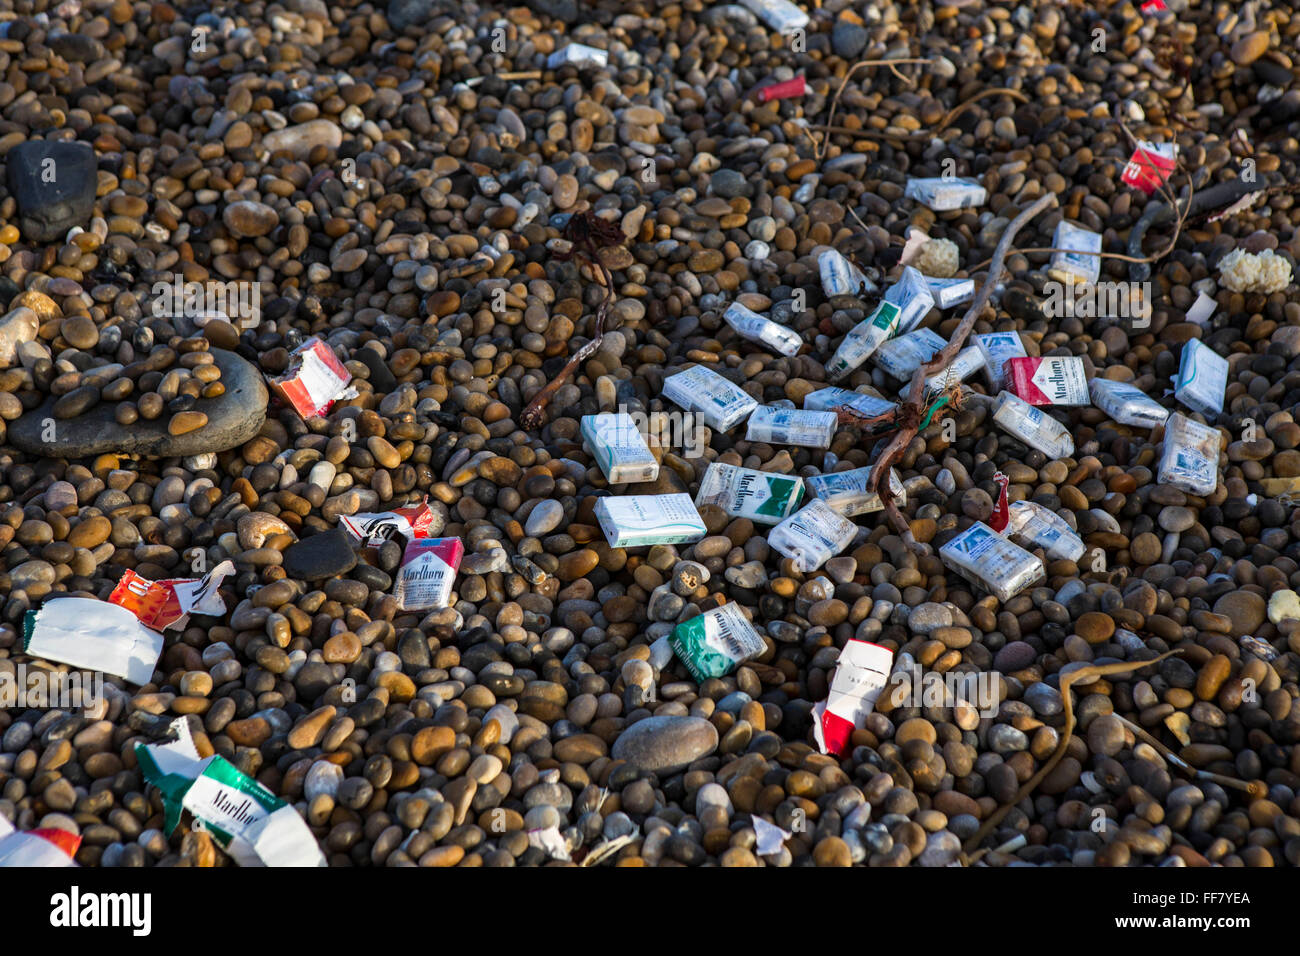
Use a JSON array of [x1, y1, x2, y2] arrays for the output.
[[1112, 714, 1264, 796], [960, 649, 1184, 865], [519, 213, 624, 429]]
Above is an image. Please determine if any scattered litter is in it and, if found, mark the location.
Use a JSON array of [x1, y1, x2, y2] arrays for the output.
[[581, 412, 660, 484], [1120, 141, 1177, 195], [803, 386, 895, 420], [974, 332, 1027, 392], [991, 391, 1075, 458], [0, 817, 80, 867], [340, 498, 438, 547], [745, 406, 838, 447], [1048, 221, 1102, 285], [874, 327, 947, 382], [1217, 248, 1293, 294], [723, 301, 802, 356], [1005, 500, 1086, 562], [23, 597, 164, 685], [818, 248, 877, 297], [109, 561, 234, 632], [1005, 355, 1090, 405], [925, 275, 975, 308], [812, 639, 894, 756], [595, 493, 707, 548], [1173, 338, 1227, 417], [940, 522, 1044, 602], [1159, 413, 1222, 496], [904, 176, 987, 210], [768, 499, 857, 572], [393, 537, 463, 611], [546, 43, 608, 69], [527, 825, 572, 861], [668, 602, 765, 681], [1185, 290, 1217, 326], [135, 718, 326, 867], [751, 816, 792, 856], [662, 365, 758, 431], [738, 0, 809, 35], [756, 75, 805, 102], [269, 336, 356, 419], [695, 462, 804, 524], [805, 466, 904, 517], [1089, 378, 1170, 428]]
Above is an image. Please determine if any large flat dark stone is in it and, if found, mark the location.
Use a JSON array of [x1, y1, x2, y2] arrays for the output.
[[8, 348, 267, 459], [6, 140, 97, 243]]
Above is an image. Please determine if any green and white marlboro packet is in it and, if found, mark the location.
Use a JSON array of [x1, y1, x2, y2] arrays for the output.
[[694, 461, 803, 525], [669, 603, 765, 681], [136, 718, 325, 867], [594, 493, 707, 548]]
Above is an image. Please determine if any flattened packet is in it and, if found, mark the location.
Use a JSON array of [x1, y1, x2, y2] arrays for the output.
[[109, 560, 235, 632], [135, 718, 325, 867], [811, 639, 894, 757], [269, 337, 357, 419], [23, 597, 164, 685], [0, 818, 80, 867], [339, 497, 437, 547]]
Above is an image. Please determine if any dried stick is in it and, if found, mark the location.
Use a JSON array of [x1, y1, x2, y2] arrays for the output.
[[960, 649, 1183, 864], [519, 213, 624, 429], [866, 192, 1059, 553], [1112, 714, 1263, 796]]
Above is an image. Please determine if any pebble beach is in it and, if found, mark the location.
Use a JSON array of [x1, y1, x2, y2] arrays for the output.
[[0, 0, 1298, 869]]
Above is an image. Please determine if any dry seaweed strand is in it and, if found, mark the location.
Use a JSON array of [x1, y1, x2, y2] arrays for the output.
[[519, 212, 626, 430], [959, 649, 1266, 866], [959, 650, 1183, 865]]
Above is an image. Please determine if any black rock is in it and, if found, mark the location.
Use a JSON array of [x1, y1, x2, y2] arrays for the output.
[[525, 0, 579, 25], [1251, 58, 1294, 89], [710, 169, 751, 199], [832, 20, 869, 60], [282, 528, 357, 580], [386, 0, 431, 29], [6, 140, 97, 242], [358, 348, 398, 393]]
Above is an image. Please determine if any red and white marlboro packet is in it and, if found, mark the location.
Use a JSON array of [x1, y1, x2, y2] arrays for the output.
[[270, 337, 355, 419], [393, 537, 464, 611], [1005, 356, 1089, 405], [0, 816, 80, 867], [109, 560, 235, 632], [1121, 141, 1177, 195], [339, 498, 437, 547], [812, 639, 894, 756], [1140, 0, 1167, 13]]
